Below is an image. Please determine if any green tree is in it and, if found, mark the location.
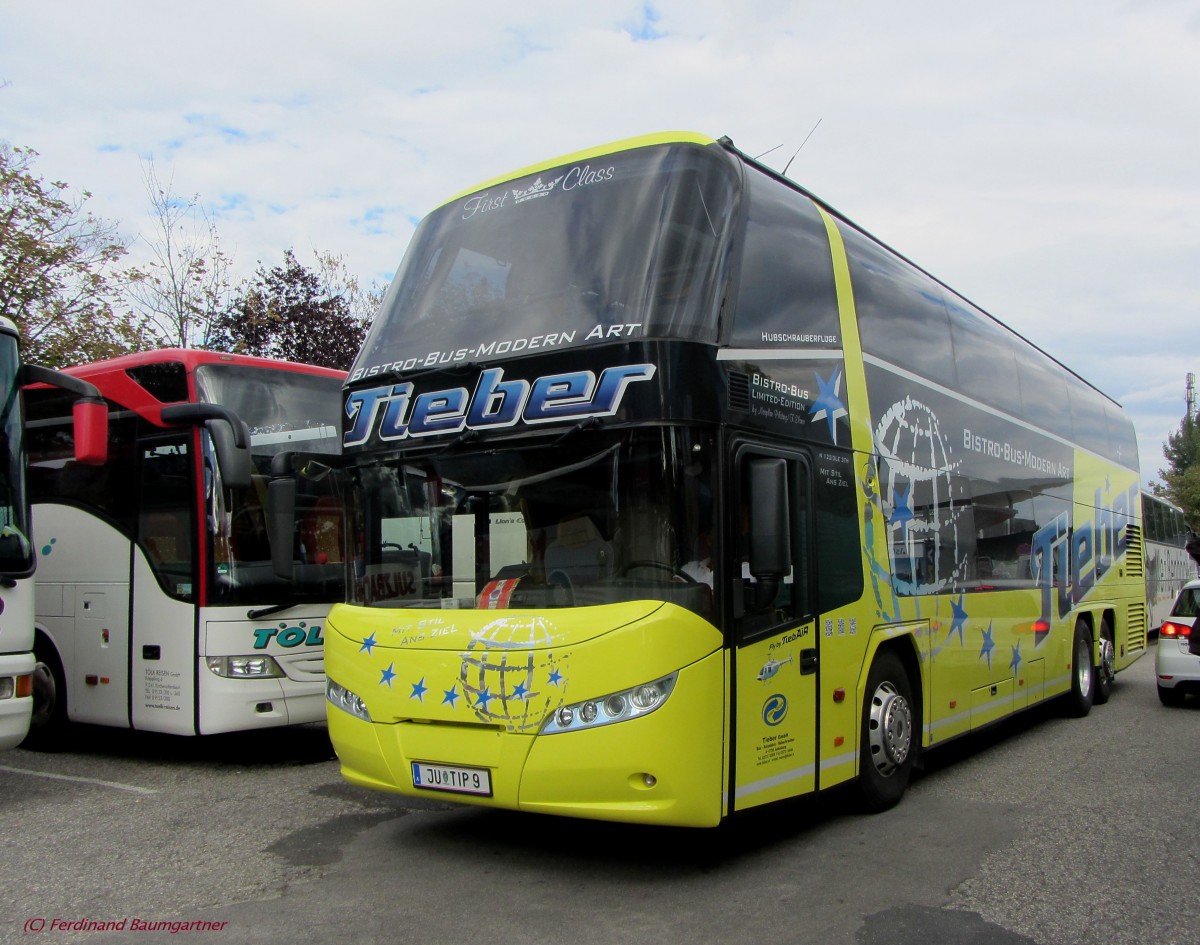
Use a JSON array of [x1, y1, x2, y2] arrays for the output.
[[1158, 413, 1200, 529], [0, 144, 148, 366], [210, 249, 375, 370]]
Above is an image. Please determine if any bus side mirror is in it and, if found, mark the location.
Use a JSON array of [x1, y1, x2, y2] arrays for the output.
[[268, 478, 296, 581], [72, 397, 108, 465], [206, 418, 252, 490], [747, 457, 790, 611], [160, 403, 252, 490]]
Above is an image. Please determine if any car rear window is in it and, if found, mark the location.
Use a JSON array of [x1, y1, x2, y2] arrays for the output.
[[1174, 588, 1200, 619]]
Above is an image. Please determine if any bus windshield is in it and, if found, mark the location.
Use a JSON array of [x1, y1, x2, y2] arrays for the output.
[[0, 333, 32, 574], [195, 364, 345, 606], [345, 427, 715, 620], [349, 143, 739, 381]]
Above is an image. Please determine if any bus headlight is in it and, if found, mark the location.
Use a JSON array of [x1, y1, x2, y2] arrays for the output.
[[205, 655, 286, 679], [540, 672, 677, 734], [327, 678, 371, 722]]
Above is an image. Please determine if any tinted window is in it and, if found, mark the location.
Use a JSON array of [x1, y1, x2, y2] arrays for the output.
[[842, 223, 956, 389], [26, 389, 139, 533], [731, 172, 841, 348], [1067, 378, 1110, 456], [1014, 346, 1071, 441], [127, 361, 189, 403], [945, 297, 1023, 416]]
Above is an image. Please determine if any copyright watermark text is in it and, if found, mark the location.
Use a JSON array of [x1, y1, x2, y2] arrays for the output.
[[24, 917, 229, 934]]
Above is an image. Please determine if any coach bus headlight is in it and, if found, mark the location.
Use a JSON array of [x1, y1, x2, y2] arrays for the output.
[[205, 655, 286, 679], [327, 678, 372, 722], [541, 672, 677, 734]]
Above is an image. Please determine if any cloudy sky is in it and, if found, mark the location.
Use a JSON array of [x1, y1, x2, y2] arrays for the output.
[[3, 0, 1197, 484]]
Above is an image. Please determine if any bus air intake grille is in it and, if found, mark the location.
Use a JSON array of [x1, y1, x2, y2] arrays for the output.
[[728, 372, 751, 412], [1124, 525, 1144, 577], [1126, 602, 1147, 652]]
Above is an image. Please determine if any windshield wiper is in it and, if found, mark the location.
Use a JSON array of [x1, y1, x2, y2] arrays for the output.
[[247, 602, 300, 620]]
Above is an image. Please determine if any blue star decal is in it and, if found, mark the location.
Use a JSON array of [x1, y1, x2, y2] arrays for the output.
[[410, 677, 427, 701], [947, 594, 968, 646], [379, 663, 396, 687], [441, 685, 460, 707], [890, 483, 915, 535], [474, 687, 494, 711], [979, 621, 995, 669], [808, 368, 847, 444], [359, 633, 377, 655], [511, 680, 529, 700], [547, 669, 563, 687], [1009, 643, 1022, 673]]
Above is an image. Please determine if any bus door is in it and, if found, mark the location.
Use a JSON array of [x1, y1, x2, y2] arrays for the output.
[[730, 446, 820, 813], [130, 431, 198, 734]]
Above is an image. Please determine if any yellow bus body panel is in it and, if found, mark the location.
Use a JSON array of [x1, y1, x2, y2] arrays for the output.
[[326, 601, 726, 827]]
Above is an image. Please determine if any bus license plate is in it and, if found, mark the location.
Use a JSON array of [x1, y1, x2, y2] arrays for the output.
[[411, 761, 493, 796]]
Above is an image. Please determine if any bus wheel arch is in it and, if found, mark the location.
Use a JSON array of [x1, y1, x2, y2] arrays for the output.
[[857, 641, 921, 813], [1064, 618, 1095, 718], [1093, 612, 1116, 705], [22, 630, 69, 750]]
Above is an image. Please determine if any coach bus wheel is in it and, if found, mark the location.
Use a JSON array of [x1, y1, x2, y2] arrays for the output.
[[1093, 618, 1116, 706], [22, 644, 68, 750], [1064, 621, 1095, 718], [858, 649, 916, 813]]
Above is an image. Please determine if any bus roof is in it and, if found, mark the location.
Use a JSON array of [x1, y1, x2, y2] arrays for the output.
[[54, 348, 346, 382], [435, 131, 718, 209]]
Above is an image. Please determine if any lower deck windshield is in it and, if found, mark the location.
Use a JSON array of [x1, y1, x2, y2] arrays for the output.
[[347, 428, 715, 620], [195, 364, 345, 607]]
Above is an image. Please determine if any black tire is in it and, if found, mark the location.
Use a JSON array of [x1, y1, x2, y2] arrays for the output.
[[1157, 683, 1186, 708], [1094, 617, 1115, 705], [21, 640, 69, 750], [857, 649, 916, 813], [1064, 621, 1095, 718]]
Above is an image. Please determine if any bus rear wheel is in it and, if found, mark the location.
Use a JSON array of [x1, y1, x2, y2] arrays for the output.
[[1064, 621, 1095, 718], [1094, 617, 1115, 705], [858, 649, 915, 813]]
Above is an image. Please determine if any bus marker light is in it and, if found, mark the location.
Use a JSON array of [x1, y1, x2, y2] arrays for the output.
[[834, 736, 844, 747], [832, 688, 845, 703]]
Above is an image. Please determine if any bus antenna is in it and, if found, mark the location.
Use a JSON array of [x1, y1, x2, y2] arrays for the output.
[[782, 118, 823, 178]]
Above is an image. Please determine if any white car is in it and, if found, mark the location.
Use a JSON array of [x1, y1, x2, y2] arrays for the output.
[[1156, 577, 1200, 707]]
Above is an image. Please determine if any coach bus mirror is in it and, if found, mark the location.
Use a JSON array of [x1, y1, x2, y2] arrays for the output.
[[206, 418, 252, 490], [160, 403, 253, 490], [22, 364, 108, 465], [72, 397, 108, 465], [747, 457, 790, 611], [268, 478, 297, 581]]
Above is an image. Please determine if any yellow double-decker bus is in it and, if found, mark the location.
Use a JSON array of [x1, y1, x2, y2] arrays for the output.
[[313, 132, 1146, 827]]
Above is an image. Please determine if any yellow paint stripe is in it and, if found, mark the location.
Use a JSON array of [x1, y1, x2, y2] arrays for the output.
[[434, 130, 717, 209]]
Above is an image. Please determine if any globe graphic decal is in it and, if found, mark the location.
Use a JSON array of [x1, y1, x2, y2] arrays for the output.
[[874, 396, 967, 595], [459, 615, 567, 732]]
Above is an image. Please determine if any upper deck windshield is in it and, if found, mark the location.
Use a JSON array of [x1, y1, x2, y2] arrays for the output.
[[350, 142, 739, 382], [345, 427, 716, 622], [195, 364, 345, 606], [0, 333, 33, 575]]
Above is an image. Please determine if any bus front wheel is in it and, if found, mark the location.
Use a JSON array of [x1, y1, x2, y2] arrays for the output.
[[22, 642, 68, 750], [858, 649, 916, 813]]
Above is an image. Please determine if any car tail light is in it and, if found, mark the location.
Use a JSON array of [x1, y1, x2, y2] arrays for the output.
[[1161, 620, 1193, 638]]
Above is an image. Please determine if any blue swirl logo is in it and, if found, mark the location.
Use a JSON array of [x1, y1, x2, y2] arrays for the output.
[[762, 694, 788, 726]]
